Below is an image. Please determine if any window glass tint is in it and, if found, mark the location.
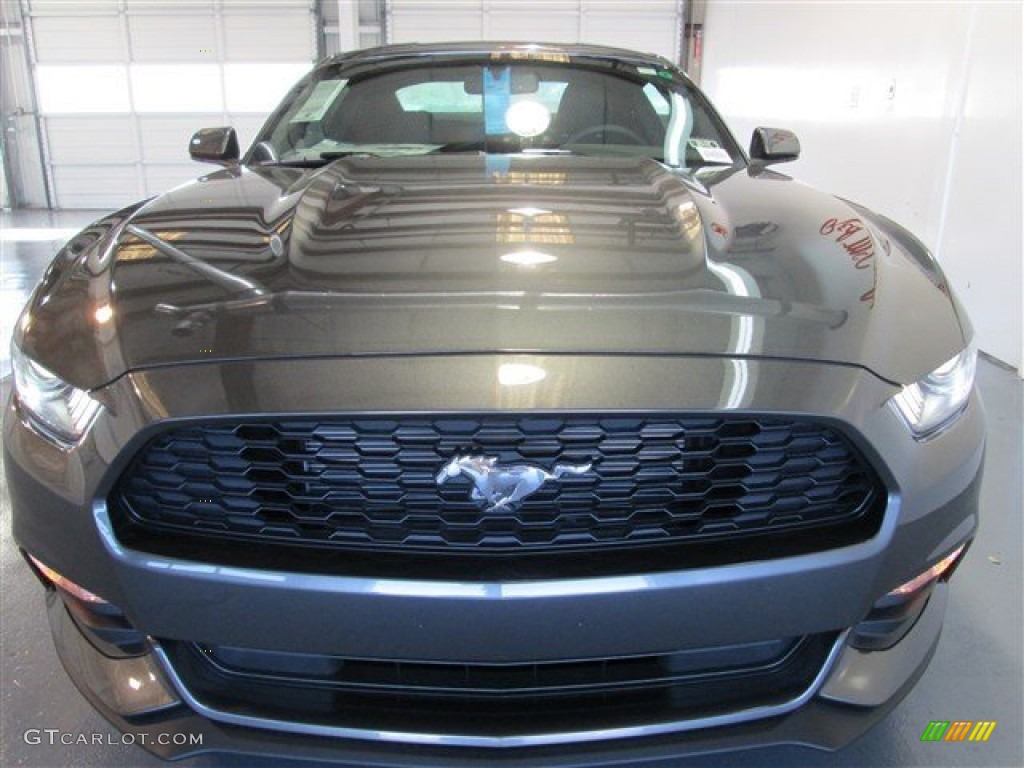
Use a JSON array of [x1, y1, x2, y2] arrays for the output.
[[259, 60, 741, 169], [396, 82, 482, 113]]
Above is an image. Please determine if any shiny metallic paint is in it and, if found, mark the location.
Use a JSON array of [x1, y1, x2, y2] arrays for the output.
[[4, 42, 985, 761], [6, 354, 983, 661], [17, 157, 965, 391]]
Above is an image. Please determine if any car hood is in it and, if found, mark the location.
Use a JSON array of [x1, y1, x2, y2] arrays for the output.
[[23, 155, 965, 390]]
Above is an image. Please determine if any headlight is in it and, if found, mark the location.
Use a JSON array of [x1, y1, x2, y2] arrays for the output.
[[891, 345, 977, 438], [11, 343, 102, 445]]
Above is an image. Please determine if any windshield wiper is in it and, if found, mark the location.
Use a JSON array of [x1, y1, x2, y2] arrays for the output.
[[430, 140, 487, 154], [320, 150, 383, 160], [431, 140, 579, 156], [272, 159, 332, 168], [266, 150, 384, 168]]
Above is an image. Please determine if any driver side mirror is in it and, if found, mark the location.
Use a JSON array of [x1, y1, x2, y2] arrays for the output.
[[749, 127, 800, 166], [189, 126, 239, 166]]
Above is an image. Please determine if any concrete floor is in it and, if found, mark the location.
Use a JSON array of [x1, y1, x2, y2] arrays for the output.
[[1, 211, 1022, 768]]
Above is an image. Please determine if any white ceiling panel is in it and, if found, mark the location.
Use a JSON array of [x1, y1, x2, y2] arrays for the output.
[[32, 15, 126, 63], [44, 116, 138, 164], [221, 10, 312, 60], [128, 15, 218, 61], [52, 165, 141, 209]]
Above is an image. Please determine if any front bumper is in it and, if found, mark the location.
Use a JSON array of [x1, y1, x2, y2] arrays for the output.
[[6, 355, 985, 761], [46, 579, 950, 764]]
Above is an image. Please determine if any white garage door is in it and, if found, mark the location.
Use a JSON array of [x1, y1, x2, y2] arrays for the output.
[[388, 0, 684, 63], [26, 0, 316, 209]]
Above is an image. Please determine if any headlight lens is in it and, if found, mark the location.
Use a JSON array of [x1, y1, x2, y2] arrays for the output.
[[891, 346, 976, 438], [11, 343, 102, 445]]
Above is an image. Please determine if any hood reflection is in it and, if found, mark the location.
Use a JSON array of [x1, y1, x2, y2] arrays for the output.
[[17, 152, 963, 390]]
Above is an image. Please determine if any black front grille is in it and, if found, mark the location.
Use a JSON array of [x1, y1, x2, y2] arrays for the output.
[[110, 414, 884, 577], [162, 632, 838, 738]]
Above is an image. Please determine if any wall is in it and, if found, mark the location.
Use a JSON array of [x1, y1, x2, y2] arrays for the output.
[[385, 0, 685, 63], [19, 0, 315, 209], [701, 0, 1023, 374], [0, 0, 50, 208]]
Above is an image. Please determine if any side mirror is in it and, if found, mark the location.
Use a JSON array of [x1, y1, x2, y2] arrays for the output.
[[189, 126, 239, 166], [749, 127, 800, 165]]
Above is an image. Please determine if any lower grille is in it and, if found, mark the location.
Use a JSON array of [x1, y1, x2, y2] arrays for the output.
[[110, 414, 884, 578], [160, 633, 839, 741]]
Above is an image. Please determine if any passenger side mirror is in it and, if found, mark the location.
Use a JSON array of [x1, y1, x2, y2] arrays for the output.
[[189, 126, 240, 166], [749, 127, 800, 166]]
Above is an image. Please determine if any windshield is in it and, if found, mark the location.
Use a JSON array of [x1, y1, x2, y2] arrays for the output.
[[254, 57, 744, 169]]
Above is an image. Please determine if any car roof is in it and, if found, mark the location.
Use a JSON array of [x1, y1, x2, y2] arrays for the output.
[[323, 41, 676, 71]]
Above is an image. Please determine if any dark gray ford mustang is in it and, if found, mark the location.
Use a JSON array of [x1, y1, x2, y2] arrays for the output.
[[5, 43, 985, 763]]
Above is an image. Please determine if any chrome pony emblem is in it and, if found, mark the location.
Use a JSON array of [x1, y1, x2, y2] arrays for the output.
[[435, 455, 593, 512]]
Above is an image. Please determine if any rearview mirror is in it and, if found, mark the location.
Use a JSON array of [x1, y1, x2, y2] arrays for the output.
[[189, 126, 239, 166], [749, 127, 800, 165]]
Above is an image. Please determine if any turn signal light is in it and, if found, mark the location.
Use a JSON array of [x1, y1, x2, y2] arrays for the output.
[[26, 554, 106, 604], [888, 544, 966, 597]]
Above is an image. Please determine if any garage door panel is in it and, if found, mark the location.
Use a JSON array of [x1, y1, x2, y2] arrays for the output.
[[29, 0, 313, 210], [232, 115, 272, 150], [35, 65, 132, 114], [129, 15, 218, 61], [583, 0, 677, 12], [389, 1, 681, 62], [144, 165, 203, 197], [222, 11, 311, 60], [53, 166, 140, 209], [32, 16, 126, 63], [220, 0, 309, 9], [44, 117, 138, 165], [488, 0, 577, 11], [130, 64, 224, 113], [123, 0, 215, 10], [584, 12, 678, 60], [28, 0, 120, 14], [391, 14, 482, 43], [391, 0, 482, 11], [138, 115, 224, 163], [486, 12, 579, 43], [224, 62, 310, 113]]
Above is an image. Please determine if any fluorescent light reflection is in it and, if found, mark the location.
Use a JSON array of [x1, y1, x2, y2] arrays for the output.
[[498, 363, 546, 387], [500, 250, 557, 267], [94, 304, 114, 324], [506, 100, 551, 138], [507, 207, 551, 218], [706, 259, 760, 409]]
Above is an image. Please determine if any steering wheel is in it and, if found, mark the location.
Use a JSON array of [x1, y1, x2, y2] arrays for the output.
[[565, 124, 647, 146]]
